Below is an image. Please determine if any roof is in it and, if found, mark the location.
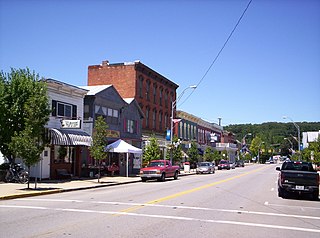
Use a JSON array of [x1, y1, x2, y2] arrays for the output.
[[79, 85, 112, 95], [44, 78, 89, 94]]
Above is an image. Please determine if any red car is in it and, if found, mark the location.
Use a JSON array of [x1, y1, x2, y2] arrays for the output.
[[139, 160, 180, 182], [218, 160, 230, 170]]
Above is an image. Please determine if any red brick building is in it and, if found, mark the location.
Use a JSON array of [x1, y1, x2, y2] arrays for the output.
[[88, 60, 179, 151]]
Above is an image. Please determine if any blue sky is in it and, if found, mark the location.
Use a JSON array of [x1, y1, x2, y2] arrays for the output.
[[1, 0, 319, 126]]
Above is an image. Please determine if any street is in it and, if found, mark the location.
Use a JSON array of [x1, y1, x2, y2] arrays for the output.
[[0, 164, 319, 238]]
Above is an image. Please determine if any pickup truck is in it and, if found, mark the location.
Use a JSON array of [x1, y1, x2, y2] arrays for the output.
[[276, 161, 319, 200], [139, 160, 180, 182]]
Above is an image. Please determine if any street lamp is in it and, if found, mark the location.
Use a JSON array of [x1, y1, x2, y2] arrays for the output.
[[241, 133, 251, 153], [170, 85, 197, 163], [283, 116, 300, 153], [284, 137, 293, 149]]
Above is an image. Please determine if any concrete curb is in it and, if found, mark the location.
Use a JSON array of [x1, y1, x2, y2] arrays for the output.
[[0, 180, 141, 200], [0, 172, 196, 200]]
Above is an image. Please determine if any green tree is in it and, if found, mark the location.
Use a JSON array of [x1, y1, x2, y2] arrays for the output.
[[143, 136, 161, 165], [302, 137, 320, 165], [212, 150, 222, 166], [1, 68, 51, 188], [250, 137, 263, 159], [90, 116, 109, 182], [187, 141, 199, 165], [0, 68, 50, 162], [204, 147, 214, 162]]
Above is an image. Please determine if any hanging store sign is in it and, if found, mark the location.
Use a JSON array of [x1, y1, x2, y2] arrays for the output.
[[61, 120, 81, 129]]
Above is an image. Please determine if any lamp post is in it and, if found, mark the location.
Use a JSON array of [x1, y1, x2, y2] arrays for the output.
[[170, 85, 197, 163], [283, 116, 300, 153], [241, 133, 251, 153], [284, 137, 293, 149]]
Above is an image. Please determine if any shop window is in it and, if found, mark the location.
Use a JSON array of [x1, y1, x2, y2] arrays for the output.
[[54, 146, 74, 164]]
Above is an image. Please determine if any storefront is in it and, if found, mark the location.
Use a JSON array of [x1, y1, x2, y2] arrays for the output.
[[49, 128, 92, 179]]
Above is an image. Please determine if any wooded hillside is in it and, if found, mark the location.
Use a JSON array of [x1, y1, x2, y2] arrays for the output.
[[224, 122, 320, 146]]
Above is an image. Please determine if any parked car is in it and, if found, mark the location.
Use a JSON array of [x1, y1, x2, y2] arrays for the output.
[[218, 160, 230, 170], [139, 160, 180, 182], [229, 161, 236, 169], [235, 160, 245, 167], [196, 162, 215, 174], [276, 161, 319, 200]]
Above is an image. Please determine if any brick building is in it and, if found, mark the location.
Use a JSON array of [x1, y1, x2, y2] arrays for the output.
[[88, 60, 179, 156]]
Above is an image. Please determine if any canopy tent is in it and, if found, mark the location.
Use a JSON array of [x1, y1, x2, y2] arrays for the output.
[[106, 139, 142, 177]]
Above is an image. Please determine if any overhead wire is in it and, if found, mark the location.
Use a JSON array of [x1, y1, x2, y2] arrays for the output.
[[179, 0, 253, 107]]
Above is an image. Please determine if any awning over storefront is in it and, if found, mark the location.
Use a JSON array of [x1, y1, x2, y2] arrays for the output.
[[49, 128, 92, 146]]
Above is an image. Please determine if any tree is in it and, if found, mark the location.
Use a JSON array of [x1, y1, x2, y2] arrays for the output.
[[250, 137, 263, 159], [187, 141, 199, 165], [0, 68, 50, 162], [90, 116, 109, 182], [1, 68, 51, 188], [143, 136, 161, 165], [204, 147, 214, 162], [166, 136, 183, 165], [212, 150, 222, 166], [302, 137, 320, 165]]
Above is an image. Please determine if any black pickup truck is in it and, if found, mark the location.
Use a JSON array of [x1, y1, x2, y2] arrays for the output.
[[276, 161, 319, 200]]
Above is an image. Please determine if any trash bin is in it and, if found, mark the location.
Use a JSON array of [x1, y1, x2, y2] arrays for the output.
[[183, 162, 190, 173]]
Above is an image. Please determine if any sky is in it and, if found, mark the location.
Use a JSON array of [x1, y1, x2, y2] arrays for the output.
[[1, 0, 319, 126]]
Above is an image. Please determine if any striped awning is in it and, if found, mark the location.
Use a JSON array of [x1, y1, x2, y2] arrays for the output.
[[49, 128, 92, 146]]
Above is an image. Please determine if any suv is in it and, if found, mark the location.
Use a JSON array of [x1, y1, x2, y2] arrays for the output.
[[218, 160, 230, 170]]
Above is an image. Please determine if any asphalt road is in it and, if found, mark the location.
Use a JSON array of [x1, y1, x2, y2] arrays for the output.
[[0, 164, 319, 238]]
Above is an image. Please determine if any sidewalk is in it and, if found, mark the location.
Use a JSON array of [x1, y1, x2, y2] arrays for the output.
[[0, 171, 196, 200]]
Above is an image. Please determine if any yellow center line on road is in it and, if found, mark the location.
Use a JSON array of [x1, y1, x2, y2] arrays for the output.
[[115, 165, 269, 215]]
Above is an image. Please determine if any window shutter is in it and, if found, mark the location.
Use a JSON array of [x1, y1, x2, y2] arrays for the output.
[[72, 105, 77, 119], [52, 100, 57, 116], [123, 118, 126, 132]]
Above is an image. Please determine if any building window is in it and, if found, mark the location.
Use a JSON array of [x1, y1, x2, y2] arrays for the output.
[[95, 105, 118, 125], [159, 88, 163, 106], [164, 113, 168, 129], [139, 75, 144, 98], [146, 80, 151, 101], [84, 105, 89, 119], [145, 108, 150, 128], [153, 83, 157, 104], [159, 111, 163, 131], [52, 100, 77, 119], [164, 90, 168, 108], [125, 119, 136, 134], [170, 92, 174, 109], [54, 146, 74, 164], [152, 109, 157, 129]]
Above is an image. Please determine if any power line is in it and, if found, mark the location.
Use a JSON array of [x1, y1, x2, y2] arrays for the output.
[[179, 0, 253, 106]]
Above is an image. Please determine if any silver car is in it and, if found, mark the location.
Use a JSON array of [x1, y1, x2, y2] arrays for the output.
[[196, 162, 215, 174], [229, 161, 236, 169]]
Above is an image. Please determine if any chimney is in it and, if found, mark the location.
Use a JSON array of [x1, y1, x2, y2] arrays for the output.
[[102, 60, 109, 66], [218, 117, 222, 126]]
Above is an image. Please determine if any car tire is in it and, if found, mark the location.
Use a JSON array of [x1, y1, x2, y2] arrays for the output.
[[278, 187, 287, 198], [174, 171, 178, 180], [312, 191, 319, 201], [141, 178, 147, 182], [158, 173, 165, 182]]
